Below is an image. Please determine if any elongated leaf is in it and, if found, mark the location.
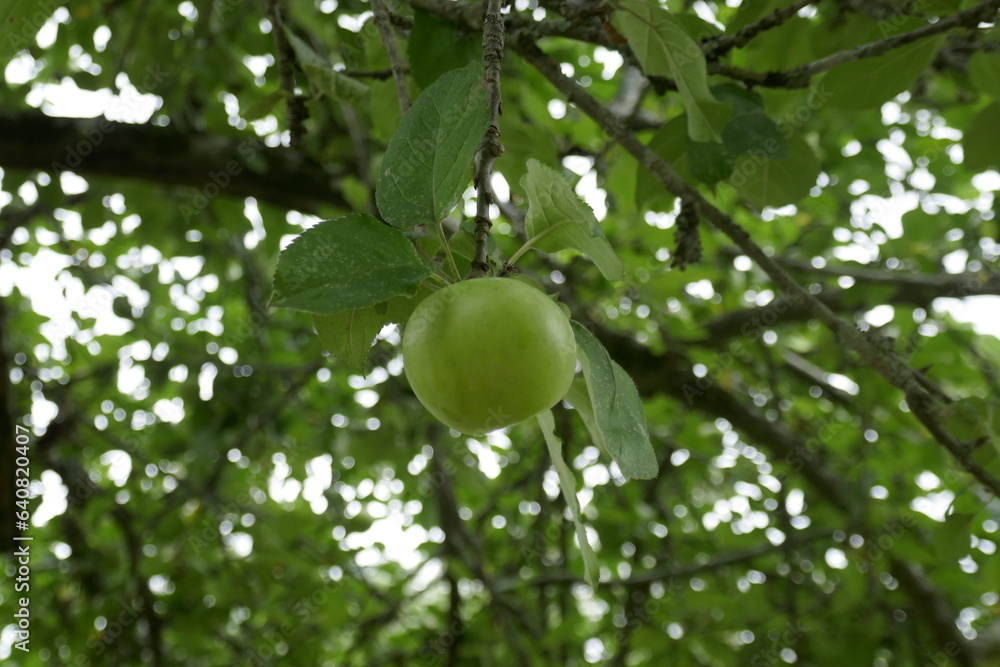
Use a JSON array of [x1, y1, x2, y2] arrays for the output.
[[537, 410, 601, 590], [271, 213, 433, 314], [616, 0, 730, 142], [520, 160, 625, 281], [570, 322, 657, 480], [376, 61, 489, 227], [284, 30, 370, 106], [823, 37, 944, 110]]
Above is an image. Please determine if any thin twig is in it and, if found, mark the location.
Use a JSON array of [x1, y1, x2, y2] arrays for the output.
[[371, 0, 411, 114], [781, 0, 1000, 85], [510, 35, 1000, 497], [267, 0, 308, 148], [470, 0, 506, 277], [340, 67, 405, 80], [704, 0, 814, 58]]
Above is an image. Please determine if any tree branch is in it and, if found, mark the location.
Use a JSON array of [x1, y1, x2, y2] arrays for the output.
[[779, 0, 1000, 86], [0, 111, 350, 214], [696, 265, 1000, 344], [267, 0, 309, 148], [370, 0, 411, 114], [470, 0, 506, 277], [509, 36, 1000, 498], [703, 0, 814, 58]]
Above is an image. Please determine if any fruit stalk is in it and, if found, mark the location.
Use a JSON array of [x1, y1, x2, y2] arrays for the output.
[[470, 0, 505, 277]]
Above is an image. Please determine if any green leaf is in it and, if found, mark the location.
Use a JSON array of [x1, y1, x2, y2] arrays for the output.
[[270, 213, 433, 314], [498, 120, 559, 198], [284, 29, 370, 106], [616, 0, 730, 142], [822, 37, 944, 110], [635, 115, 691, 212], [731, 133, 820, 208], [1, 0, 35, 63], [969, 52, 1000, 97], [722, 113, 789, 160], [242, 90, 287, 121], [934, 512, 976, 563], [964, 102, 1000, 173], [376, 61, 489, 227], [687, 139, 733, 185], [313, 293, 422, 374], [570, 322, 657, 480], [537, 409, 601, 590], [408, 10, 480, 91], [520, 160, 626, 281]]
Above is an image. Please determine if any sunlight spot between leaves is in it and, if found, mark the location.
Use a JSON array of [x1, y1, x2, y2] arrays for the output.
[[910, 490, 954, 522]]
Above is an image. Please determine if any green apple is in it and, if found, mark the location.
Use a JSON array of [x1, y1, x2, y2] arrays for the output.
[[402, 277, 577, 435]]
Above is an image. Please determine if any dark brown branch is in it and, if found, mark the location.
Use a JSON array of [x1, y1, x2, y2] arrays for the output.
[[340, 67, 405, 80], [267, 0, 308, 148], [470, 0, 505, 277], [0, 111, 350, 214]]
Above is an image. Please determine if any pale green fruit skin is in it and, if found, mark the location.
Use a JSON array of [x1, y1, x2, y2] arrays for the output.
[[402, 278, 577, 435]]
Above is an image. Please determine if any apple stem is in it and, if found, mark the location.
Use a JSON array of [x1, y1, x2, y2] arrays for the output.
[[470, 0, 505, 278]]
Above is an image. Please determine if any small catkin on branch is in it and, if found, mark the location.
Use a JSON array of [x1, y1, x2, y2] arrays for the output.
[[470, 0, 506, 278]]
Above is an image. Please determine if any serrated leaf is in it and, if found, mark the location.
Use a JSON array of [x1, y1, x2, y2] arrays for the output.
[[270, 213, 433, 314], [520, 160, 625, 281], [823, 37, 944, 110], [313, 293, 423, 374], [314, 307, 390, 374], [731, 133, 820, 208], [376, 61, 489, 227], [284, 29, 370, 106], [570, 322, 657, 480], [616, 0, 730, 142], [537, 410, 600, 590], [242, 90, 287, 121]]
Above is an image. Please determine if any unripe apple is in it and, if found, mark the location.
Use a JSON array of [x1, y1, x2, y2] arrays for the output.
[[402, 278, 577, 435]]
